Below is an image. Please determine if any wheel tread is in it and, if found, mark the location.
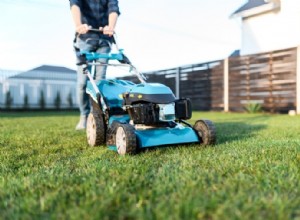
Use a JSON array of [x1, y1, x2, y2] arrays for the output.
[[115, 123, 137, 155], [86, 99, 106, 146], [193, 119, 216, 145]]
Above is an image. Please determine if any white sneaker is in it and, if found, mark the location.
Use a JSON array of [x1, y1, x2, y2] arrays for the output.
[[75, 115, 87, 130]]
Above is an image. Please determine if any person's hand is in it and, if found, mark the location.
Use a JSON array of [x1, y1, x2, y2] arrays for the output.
[[76, 24, 91, 34], [100, 26, 114, 37]]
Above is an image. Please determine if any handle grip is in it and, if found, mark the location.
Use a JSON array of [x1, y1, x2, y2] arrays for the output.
[[88, 28, 116, 44]]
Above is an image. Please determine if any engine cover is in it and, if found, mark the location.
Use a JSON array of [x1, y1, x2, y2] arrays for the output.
[[124, 83, 176, 105]]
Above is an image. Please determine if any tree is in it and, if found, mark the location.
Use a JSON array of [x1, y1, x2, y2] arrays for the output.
[[54, 91, 61, 109], [67, 92, 73, 108], [39, 90, 46, 109], [23, 94, 29, 110], [5, 91, 13, 109]]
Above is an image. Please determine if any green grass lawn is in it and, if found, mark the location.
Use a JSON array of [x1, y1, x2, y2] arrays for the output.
[[0, 111, 299, 220]]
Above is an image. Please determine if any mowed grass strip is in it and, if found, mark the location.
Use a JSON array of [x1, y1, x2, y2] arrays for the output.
[[0, 111, 299, 220]]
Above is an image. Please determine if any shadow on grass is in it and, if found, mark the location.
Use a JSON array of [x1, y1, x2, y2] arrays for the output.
[[215, 121, 267, 144], [190, 114, 270, 144]]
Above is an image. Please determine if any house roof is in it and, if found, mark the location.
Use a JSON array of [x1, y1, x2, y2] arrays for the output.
[[30, 65, 76, 73], [9, 65, 76, 81], [231, 0, 280, 18], [232, 0, 267, 15]]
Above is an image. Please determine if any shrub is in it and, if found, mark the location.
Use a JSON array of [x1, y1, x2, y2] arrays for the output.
[[5, 91, 13, 109], [67, 92, 73, 108], [39, 90, 46, 109], [23, 94, 29, 109], [244, 102, 262, 113], [54, 91, 61, 109]]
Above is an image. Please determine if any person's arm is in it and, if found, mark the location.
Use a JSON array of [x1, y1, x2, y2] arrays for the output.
[[101, 0, 120, 36], [70, 4, 90, 34], [102, 12, 118, 36]]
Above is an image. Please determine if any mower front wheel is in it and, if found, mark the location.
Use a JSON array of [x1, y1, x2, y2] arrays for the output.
[[86, 112, 106, 146], [115, 123, 137, 155], [193, 119, 216, 146]]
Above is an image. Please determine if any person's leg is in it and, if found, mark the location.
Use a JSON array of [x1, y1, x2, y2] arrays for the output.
[[74, 37, 95, 130], [75, 65, 90, 130], [94, 39, 111, 81]]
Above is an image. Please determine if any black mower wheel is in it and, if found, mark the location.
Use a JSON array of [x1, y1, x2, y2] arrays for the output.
[[115, 123, 137, 155], [86, 112, 106, 147], [193, 119, 216, 146]]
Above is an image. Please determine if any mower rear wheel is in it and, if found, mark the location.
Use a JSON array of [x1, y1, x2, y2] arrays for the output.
[[193, 119, 216, 145], [115, 123, 137, 155], [86, 112, 106, 146]]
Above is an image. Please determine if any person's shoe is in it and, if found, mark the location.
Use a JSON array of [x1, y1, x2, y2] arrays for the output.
[[75, 115, 87, 130]]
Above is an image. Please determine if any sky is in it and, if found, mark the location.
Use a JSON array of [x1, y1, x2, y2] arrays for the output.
[[0, 0, 246, 77]]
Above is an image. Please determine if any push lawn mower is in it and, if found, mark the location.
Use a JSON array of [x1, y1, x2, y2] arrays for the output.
[[78, 30, 216, 155]]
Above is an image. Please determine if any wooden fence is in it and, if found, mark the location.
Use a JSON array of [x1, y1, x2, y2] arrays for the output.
[[122, 61, 224, 111], [121, 47, 299, 113], [228, 48, 297, 113]]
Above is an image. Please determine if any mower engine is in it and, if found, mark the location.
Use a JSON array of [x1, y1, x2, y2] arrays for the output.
[[123, 83, 192, 126]]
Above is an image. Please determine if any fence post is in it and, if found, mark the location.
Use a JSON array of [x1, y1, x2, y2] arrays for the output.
[[224, 58, 229, 112], [297, 46, 300, 114]]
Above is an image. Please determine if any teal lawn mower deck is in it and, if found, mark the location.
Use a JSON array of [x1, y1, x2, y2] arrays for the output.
[[79, 31, 216, 155]]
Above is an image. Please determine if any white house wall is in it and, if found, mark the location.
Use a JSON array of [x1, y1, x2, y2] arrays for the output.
[[0, 78, 77, 109], [241, 0, 300, 55]]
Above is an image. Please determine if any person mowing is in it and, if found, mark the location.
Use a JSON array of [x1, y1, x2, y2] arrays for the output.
[[69, 0, 120, 130]]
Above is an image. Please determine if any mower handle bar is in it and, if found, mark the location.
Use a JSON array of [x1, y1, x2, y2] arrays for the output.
[[82, 28, 147, 83], [87, 28, 118, 48]]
